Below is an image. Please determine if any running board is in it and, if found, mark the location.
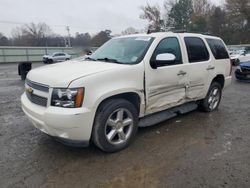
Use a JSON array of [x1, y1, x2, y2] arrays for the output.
[[138, 102, 198, 127]]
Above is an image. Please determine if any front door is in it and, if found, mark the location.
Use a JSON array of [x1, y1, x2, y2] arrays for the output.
[[145, 37, 188, 114]]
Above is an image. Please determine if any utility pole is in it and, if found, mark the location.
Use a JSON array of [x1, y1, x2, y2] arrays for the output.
[[66, 26, 71, 47]]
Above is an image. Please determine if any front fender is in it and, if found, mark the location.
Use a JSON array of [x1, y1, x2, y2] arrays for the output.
[[68, 63, 145, 117], [93, 89, 145, 117]]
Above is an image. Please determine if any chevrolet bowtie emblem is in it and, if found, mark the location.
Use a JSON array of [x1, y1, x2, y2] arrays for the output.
[[26, 87, 33, 94]]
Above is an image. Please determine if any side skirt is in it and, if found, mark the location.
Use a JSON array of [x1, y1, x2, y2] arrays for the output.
[[138, 102, 198, 127]]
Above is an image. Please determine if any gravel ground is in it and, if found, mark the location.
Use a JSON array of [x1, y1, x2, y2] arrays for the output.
[[0, 63, 250, 188]]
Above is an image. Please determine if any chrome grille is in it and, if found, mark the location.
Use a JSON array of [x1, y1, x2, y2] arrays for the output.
[[26, 79, 49, 93], [26, 91, 48, 107]]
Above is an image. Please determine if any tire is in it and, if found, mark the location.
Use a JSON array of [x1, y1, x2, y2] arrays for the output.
[[20, 71, 26, 80], [48, 59, 53, 64], [199, 82, 222, 112], [92, 99, 138, 153], [66, 58, 70, 61]]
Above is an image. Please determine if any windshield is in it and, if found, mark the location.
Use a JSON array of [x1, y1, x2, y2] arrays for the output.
[[89, 36, 154, 64]]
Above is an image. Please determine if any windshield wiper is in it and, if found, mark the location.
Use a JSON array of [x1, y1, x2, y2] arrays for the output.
[[96, 57, 124, 64], [85, 57, 96, 61]]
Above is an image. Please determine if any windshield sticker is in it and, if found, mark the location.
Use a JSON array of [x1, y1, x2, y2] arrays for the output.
[[135, 37, 151, 41]]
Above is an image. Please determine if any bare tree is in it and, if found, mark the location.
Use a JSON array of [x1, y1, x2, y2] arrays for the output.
[[121, 27, 138, 35], [140, 3, 162, 32], [193, 0, 212, 16], [12, 22, 53, 46]]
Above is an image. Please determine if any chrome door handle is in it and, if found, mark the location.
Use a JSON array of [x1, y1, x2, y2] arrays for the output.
[[207, 66, 215, 70], [177, 70, 187, 76]]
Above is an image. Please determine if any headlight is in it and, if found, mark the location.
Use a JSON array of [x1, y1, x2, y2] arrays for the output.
[[51, 88, 84, 108]]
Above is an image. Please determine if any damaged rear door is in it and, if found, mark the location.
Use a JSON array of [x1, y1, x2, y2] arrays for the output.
[[145, 37, 188, 114], [183, 36, 213, 100]]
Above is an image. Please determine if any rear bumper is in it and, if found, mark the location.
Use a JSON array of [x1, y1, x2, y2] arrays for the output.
[[21, 93, 96, 146]]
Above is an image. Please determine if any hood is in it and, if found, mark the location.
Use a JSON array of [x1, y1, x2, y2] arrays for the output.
[[27, 60, 127, 87], [240, 61, 250, 68]]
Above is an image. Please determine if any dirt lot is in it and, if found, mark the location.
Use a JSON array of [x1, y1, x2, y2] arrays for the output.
[[0, 63, 250, 188]]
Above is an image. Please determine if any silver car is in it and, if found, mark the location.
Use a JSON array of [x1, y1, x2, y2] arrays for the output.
[[43, 52, 71, 64]]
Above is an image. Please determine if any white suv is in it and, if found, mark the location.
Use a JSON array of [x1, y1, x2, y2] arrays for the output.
[[21, 32, 232, 152]]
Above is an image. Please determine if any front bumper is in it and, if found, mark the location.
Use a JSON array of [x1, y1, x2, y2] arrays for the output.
[[235, 69, 250, 82], [21, 93, 95, 146]]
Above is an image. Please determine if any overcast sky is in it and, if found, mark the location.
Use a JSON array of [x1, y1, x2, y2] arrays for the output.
[[0, 0, 225, 37]]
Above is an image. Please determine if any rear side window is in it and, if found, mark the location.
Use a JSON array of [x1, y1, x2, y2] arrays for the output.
[[206, 39, 229, 59], [184, 37, 209, 63]]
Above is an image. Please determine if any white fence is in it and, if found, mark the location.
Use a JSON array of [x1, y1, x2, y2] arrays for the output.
[[0, 46, 81, 64]]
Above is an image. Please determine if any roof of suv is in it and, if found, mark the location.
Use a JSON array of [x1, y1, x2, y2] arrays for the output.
[[118, 32, 221, 40]]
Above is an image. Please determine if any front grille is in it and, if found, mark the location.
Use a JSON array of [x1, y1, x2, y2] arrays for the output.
[[241, 67, 250, 73], [26, 91, 48, 107], [26, 79, 49, 93]]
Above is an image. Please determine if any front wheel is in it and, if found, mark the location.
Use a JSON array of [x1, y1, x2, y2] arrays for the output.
[[48, 59, 53, 64], [92, 99, 138, 153], [199, 82, 222, 112]]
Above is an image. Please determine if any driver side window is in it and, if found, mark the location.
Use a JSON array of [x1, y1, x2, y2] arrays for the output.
[[152, 37, 182, 65]]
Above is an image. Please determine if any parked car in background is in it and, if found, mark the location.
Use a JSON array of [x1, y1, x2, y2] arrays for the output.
[[22, 32, 232, 152], [230, 49, 250, 66], [235, 61, 250, 82], [43, 52, 71, 64]]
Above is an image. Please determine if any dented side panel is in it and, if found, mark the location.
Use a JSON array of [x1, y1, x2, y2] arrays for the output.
[[145, 63, 189, 114]]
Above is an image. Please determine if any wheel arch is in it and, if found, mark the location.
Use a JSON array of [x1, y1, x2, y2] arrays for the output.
[[212, 74, 225, 88], [94, 91, 144, 117]]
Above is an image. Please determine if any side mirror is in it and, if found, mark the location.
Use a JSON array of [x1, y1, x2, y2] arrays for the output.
[[150, 53, 176, 69], [156, 53, 176, 61]]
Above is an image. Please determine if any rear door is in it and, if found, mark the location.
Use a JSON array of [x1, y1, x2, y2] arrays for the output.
[[182, 36, 214, 100], [52, 53, 61, 62], [58, 53, 67, 61]]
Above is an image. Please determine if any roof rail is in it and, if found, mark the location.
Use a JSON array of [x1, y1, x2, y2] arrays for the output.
[[171, 30, 187, 33]]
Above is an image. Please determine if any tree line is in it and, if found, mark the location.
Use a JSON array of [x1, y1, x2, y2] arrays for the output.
[[0, 23, 113, 47], [140, 0, 250, 44], [0, 0, 249, 47]]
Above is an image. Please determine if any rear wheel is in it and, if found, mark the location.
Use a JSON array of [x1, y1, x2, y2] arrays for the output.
[[199, 82, 222, 112], [92, 99, 138, 153]]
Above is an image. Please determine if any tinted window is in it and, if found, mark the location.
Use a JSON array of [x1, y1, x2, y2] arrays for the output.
[[184, 37, 209, 63], [206, 39, 229, 59], [152, 37, 182, 65]]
